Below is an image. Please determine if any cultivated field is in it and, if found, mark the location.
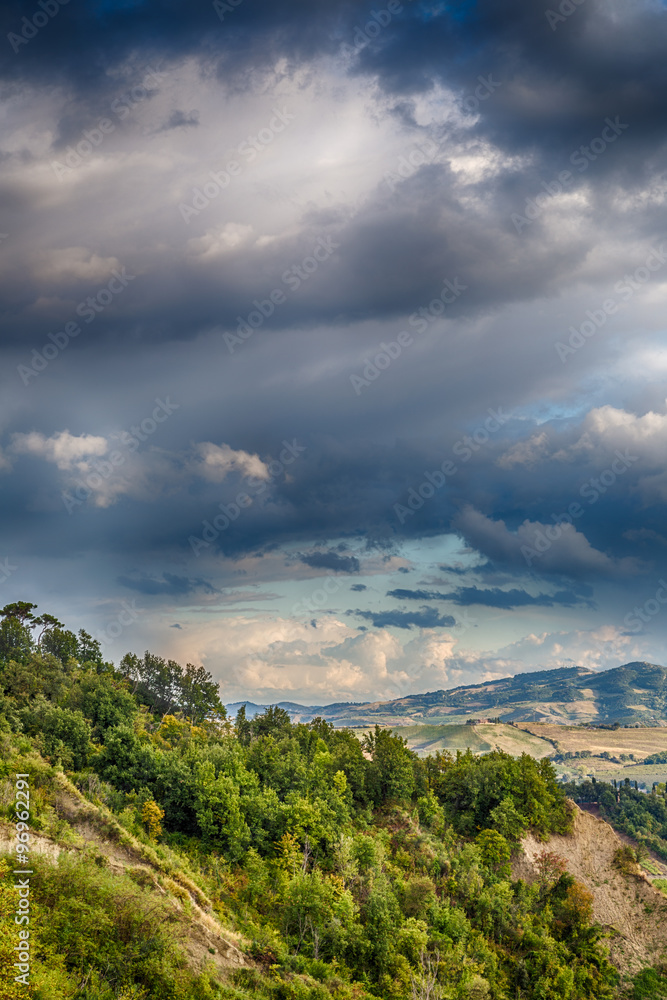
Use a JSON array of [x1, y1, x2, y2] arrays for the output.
[[389, 722, 555, 759], [518, 722, 667, 757], [381, 722, 667, 786]]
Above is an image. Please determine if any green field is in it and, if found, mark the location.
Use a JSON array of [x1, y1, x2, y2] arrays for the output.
[[385, 722, 556, 759]]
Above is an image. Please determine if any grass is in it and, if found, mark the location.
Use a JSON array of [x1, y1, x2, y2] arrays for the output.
[[520, 723, 667, 758]]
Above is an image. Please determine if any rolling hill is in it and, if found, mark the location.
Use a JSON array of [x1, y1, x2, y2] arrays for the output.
[[228, 660, 667, 727]]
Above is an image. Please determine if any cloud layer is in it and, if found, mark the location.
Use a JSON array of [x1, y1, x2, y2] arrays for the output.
[[1, 0, 666, 698]]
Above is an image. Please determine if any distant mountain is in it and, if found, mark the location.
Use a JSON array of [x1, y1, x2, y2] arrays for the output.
[[225, 700, 323, 723], [227, 661, 667, 727]]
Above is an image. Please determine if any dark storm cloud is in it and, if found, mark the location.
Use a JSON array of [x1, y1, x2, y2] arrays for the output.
[[117, 572, 216, 596], [350, 583, 367, 591], [300, 551, 361, 574], [350, 606, 456, 629], [0, 391, 662, 589], [1, 2, 665, 354], [386, 585, 591, 609], [1, 0, 666, 623], [4, 0, 666, 169]]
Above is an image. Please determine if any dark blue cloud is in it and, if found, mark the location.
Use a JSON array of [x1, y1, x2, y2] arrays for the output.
[[350, 606, 456, 629], [387, 586, 592, 609], [300, 551, 360, 573]]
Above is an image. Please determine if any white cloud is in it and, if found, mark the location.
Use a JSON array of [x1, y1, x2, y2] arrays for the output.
[[124, 605, 658, 706], [11, 430, 108, 469], [31, 247, 121, 284], [193, 442, 270, 483], [9, 430, 271, 507], [157, 611, 461, 704], [186, 223, 254, 258], [497, 430, 549, 468]]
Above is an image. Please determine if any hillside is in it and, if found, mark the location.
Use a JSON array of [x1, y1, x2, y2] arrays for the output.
[[0, 770, 249, 979], [383, 722, 556, 759], [514, 804, 667, 974], [3, 601, 667, 998], [229, 661, 667, 728]]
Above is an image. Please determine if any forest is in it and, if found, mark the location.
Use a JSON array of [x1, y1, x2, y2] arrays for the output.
[[0, 602, 661, 999]]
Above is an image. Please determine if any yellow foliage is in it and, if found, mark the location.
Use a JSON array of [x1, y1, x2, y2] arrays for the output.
[[141, 799, 164, 840]]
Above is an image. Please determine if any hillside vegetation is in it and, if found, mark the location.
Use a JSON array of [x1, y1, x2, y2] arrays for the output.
[[0, 601, 665, 999]]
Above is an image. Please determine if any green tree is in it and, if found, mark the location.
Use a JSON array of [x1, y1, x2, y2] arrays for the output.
[[121, 651, 182, 716], [475, 829, 511, 877], [178, 662, 225, 724], [42, 627, 80, 665], [234, 704, 252, 745], [77, 629, 104, 669], [20, 700, 92, 769], [362, 725, 415, 804]]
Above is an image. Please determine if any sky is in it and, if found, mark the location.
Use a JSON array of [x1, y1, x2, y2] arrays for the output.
[[1, 0, 667, 705]]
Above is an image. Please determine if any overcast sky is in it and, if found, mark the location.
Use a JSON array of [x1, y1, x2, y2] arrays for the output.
[[1, 0, 666, 704]]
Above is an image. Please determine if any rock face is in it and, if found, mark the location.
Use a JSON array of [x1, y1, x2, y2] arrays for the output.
[[513, 803, 667, 973]]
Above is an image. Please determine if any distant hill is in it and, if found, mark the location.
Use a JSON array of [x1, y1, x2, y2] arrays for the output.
[[227, 660, 667, 727]]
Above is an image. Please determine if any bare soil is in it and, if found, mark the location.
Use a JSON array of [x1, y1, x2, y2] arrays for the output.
[[513, 803, 667, 973]]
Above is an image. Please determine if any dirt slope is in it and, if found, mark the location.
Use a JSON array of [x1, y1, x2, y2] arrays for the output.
[[513, 803, 667, 973], [0, 773, 247, 979]]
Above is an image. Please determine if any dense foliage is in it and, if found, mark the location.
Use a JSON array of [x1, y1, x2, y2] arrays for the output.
[[0, 601, 655, 999]]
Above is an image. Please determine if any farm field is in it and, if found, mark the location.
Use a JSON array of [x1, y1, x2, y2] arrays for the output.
[[518, 722, 667, 757], [377, 722, 667, 787], [385, 722, 556, 759]]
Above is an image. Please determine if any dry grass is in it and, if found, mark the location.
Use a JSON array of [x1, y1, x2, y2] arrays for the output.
[[519, 723, 667, 758]]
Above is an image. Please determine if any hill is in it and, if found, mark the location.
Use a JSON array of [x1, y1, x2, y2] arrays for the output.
[[382, 722, 557, 759], [228, 661, 667, 728], [5, 598, 664, 998], [514, 804, 667, 974]]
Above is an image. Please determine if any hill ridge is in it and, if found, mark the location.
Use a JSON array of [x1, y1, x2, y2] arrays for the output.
[[228, 660, 667, 726]]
